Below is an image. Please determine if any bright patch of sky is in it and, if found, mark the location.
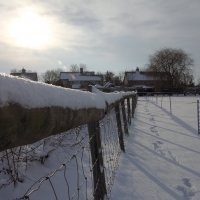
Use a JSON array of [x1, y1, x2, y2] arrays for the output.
[[0, 0, 200, 82]]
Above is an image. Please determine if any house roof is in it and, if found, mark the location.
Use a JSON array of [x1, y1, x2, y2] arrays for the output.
[[10, 72, 38, 81], [126, 71, 154, 81], [60, 72, 102, 81]]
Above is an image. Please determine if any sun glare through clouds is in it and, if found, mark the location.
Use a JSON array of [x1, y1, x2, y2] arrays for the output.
[[9, 12, 51, 48]]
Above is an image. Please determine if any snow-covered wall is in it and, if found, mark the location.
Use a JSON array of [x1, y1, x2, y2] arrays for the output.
[[0, 73, 137, 151], [0, 73, 136, 110]]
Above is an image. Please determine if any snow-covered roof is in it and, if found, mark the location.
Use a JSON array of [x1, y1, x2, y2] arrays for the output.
[[60, 72, 102, 81], [126, 71, 154, 81]]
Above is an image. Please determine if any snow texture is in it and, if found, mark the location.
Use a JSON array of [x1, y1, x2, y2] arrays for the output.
[[111, 96, 200, 200], [127, 71, 155, 81], [0, 73, 135, 110], [60, 72, 101, 81], [1, 77, 200, 200]]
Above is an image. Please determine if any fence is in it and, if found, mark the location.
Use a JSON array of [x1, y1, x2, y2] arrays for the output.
[[197, 100, 200, 134], [147, 94, 200, 134], [0, 75, 137, 200]]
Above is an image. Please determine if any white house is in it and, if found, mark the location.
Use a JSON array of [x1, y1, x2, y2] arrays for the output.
[[60, 68, 103, 89]]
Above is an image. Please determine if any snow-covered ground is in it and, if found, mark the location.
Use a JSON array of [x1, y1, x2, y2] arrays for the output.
[[111, 96, 200, 200], [1, 95, 200, 200]]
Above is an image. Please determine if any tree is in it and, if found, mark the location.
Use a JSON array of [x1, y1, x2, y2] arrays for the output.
[[70, 64, 79, 72], [197, 78, 200, 86], [117, 71, 125, 82], [10, 68, 33, 73], [103, 71, 115, 83], [70, 63, 87, 72], [146, 48, 194, 90], [41, 68, 63, 83]]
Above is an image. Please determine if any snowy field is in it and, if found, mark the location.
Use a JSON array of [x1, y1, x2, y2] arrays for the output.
[[111, 96, 200, 200], [1, 94, 200, 200]]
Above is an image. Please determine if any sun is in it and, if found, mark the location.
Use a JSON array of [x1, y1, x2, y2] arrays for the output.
[[10, 12, 51, 48]]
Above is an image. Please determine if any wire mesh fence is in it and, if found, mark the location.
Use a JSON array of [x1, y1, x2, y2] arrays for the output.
[[146, 95, 199, 134], [197, 100, 200, 135], [0, 96, 137, 200]]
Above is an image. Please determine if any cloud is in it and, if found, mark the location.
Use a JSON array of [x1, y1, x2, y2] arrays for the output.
[[0, 0, 200, 81]]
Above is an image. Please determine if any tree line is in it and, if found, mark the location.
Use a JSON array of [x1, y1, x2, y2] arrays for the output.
[[10, 47, 199, 87], [10, 64, 126, 85]]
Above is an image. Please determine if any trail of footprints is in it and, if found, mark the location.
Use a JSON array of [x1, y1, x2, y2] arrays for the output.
[[145, 101, 197, 199], [145, 102, 179, 164], [152, 141, 180, 164]]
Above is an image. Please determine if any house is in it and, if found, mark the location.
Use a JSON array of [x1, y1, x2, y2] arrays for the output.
[[124, 67, 164, 92], [10, 68, 38, 81], [60, 68, 103, 89]]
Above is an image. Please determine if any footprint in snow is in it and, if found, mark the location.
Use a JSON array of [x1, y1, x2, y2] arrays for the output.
[[176, 183, 196, 200], [152, 141, 163, 150], [149, 117, 154, 122], [168, 150, 180, 164], [182, 178, 192, 188]]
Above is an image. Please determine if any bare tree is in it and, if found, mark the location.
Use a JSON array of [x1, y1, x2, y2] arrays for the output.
[[10, 68, 33, 73], [70, 64, 79, 72], [104, 71, 115, 83], [79, 63, 87, 72], [41, 68, 63, 83], [117, 71, 125, 82], [10, 68, 21, 73], [197, 78, 200, 86], [146, 48, 194, 90]]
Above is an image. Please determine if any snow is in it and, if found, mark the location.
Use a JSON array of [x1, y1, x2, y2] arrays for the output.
[[1, 74, 200, 200], [0, 73, 135, 110], [111, 96, 200, 200], [60, 72, 102, 81], [127, 71, 154, 81]]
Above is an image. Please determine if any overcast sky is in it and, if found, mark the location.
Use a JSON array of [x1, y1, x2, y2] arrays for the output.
[[0, 0, 200, 82]]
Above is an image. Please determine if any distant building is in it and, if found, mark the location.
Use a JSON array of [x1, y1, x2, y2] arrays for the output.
[[10, 68, 38, 81], [60, 68, 103, 89], [123, 67, 164, 92]]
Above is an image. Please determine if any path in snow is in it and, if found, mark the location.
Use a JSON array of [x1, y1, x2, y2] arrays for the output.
[[111, 96, 200, 200]]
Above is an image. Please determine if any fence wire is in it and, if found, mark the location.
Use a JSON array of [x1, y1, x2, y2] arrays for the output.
[[1, 99, 134, 200]]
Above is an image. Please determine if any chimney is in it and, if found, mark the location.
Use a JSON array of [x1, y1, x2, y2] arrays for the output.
[[22, 68, 26, 74], [80, 67, 83, 74]]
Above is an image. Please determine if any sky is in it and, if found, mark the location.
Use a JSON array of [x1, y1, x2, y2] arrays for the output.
[[0, 0, 200, 82]]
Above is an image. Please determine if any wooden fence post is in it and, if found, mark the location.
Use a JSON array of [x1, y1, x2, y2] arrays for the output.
[[87, 85, 107, 200], [197, 100, 200, 135], [121, 100, 129, 135], [132, 97, 135, 118], [115, 104, 125, 152], [127, 98, 131, 125], [87, 122, 107, 200]]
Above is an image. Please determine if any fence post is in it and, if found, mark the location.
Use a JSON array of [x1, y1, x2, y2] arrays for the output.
[[131, 97, 134, 118], [127, 98, 131, 125], [121, 100, 129, 135], [197, 100, 200, 135], [87, 85, 107, 200], [115, 104, 125, 152], [169, 96, 172, 114]]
